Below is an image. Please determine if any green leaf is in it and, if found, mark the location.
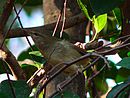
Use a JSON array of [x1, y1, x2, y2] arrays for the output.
[[77, 0, 91, 20], [104, 61, 118, 79], [29, 51, 46, 65], [0, 60, 11, 74], [0, 80, 31, 98], [17, 51, 31, 61], [116, 75, 125, 83], [127, 51, 130, 57], [118, 50, 129, 58], [90, 0, 125, 15], [107, 79, 130, 98], [116, 57, 130, 69], [113, 8, 122, 26], [94, 77, 108, 94], [0, 93, 8, 98], [117, 86, 130, 98], [116, 68, 130, 83], [93, 14, 107, 33], [21, 64, 38, 80], [17, 45, 39, 61], [29, 51, 42, 57], [101, 16, 119, 40]]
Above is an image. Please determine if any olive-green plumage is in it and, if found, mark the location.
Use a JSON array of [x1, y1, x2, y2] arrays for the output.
[[29, 31, 89, 75]]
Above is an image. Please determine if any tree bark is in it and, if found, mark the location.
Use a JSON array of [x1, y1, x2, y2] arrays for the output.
[[43, 0, 87, 43]]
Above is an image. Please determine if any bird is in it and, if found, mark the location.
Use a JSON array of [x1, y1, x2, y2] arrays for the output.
[[29, 30, 89, 76], [28, 30, 90, 98]]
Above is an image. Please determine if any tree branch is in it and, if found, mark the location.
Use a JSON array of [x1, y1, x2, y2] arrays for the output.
[[8, 13, 86, 38], [0, 0, 26, 80], [0, 0, 14, 30]]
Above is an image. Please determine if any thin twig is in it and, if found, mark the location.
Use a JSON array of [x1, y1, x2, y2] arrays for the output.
[[96, 35, 130, 51], [88, 64, 106, 81], [1, 0, 30, 48], [82, 57, 100, 72], [97, 42, 130, 54], [48, 73, 78, 98], [86, 20, 91, 36], [35, 52, 109, 97], [27, 68, 45, 87], [13, 5, 34, 50], [52, 9, 63, 36], [60, 0, 67, 38], [122, 36, 130, 44], [48, 55, 107, 98], [28, 45, 58, 87], [0, 0, 26, 80], [48, 52, 108, 77]]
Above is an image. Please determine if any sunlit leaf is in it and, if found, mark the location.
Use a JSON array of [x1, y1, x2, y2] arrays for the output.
[[77, 0, 91, 20], [29, 51, 42, 57], [93, 14, 107, 33]]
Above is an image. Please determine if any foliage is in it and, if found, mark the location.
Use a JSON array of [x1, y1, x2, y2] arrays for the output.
[[78, 0, 130, 97], [1, 0, 130, 98], [107, 78, 130, 98], [0, 80, 31, 98], [77, 0, 130, 97], [92, 14, 107, 33]]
